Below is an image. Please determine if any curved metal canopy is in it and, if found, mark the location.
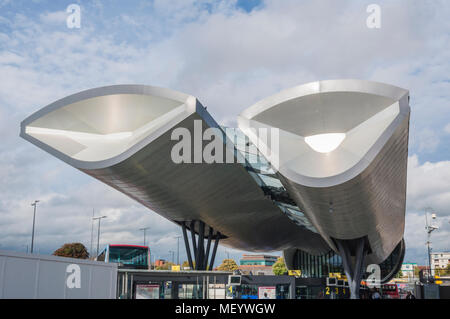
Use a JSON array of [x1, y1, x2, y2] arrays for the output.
[[21, 80, 410, 266], [20, 84, 330, 254]]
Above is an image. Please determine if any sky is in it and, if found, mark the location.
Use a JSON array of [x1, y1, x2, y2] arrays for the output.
[[0, 0, 449, 267]]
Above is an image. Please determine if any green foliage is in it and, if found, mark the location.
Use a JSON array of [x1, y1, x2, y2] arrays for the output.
[[435, 264, 450, 276], [53, 243, 89, 259], [414, 266, 421, 278], [272, 257, 287, 275], [217, 259, 238, 271], [395, 269, 403, 278], [182, 260, 197, 269]]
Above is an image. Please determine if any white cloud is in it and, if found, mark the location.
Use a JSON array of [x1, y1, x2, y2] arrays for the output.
[[404, 155, 450, 263], [407, 155, 450, 216], [413, 128, 441, 154], [445, 123, 450, 134], [39, 11, 67, 25]]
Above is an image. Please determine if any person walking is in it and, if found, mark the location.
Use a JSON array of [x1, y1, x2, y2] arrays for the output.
[[406, 291, 416, 299], [371, 288, 381, 299]]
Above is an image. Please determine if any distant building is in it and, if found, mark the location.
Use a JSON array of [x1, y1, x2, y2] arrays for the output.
[[155, 259, 167, 267], [239, 254, 278, 275], [401, 262, 417, 278], [431, 252, 450, 272]]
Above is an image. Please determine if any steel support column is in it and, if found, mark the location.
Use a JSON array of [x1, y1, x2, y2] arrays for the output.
[[197, 221, 205, 270], [209, 233, 220, 271], [181, 222, 194, 269], [204, 226, 213, 269], [335, 238, 367, 299], [190, 220, 197, 265], [181, 221, 221, 271]]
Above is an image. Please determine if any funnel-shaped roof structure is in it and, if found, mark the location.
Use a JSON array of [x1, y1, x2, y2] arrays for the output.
[[239, 79, 410, 263]]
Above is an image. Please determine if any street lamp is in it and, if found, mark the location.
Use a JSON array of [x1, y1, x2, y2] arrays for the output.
[[139, 227, 150, 246], [30, 200, 39, 253], [175, 235, 181, 265], [93, 215, 107, 259], [425, 209, 438, 279], [169, 250, 175, 263], [90, 208, 95, 259]]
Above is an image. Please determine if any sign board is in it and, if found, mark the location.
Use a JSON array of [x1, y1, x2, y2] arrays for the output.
[[328, 272, 346, 280], [171, 265, 181, 272], [258, 286, 276, 299], [228, 275, 241, 286], [326, 277, 337, 286], [288, 270, 301, 277], [135, 284, 160, 299]]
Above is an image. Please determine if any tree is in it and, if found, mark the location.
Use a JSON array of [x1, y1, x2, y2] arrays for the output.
[[216, 259, 238, 271], [53, 243, 89, 259], [395, 269, 403, 278], [414, 266, 421, 278], [435, 264, 450, 276], [272, 257, 287, 275]]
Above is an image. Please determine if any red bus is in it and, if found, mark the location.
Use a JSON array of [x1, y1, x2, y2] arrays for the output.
[[381, 284, 400, 299]]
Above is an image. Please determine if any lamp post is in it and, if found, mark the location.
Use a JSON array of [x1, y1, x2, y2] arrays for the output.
[[93, 215, 107, 259], [139, 227, 150, 246], [90, 208, 95, 259], [169, 250, 175, 263], [175, 235, 181, 265], [425, 210, 438, 280], [30, 200, 39, 253]]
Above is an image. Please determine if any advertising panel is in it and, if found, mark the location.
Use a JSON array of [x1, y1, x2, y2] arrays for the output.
[[258, 286, 276, 299], [135, 284, 160, 299]]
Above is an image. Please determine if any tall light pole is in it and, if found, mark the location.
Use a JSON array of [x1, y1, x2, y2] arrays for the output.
[[175, 235, 181, 265], [93, 215, 107, 259], [169, 250, 175, 263], [90, 208, 95, 259], [139, 227, 150, 246], [30, 200, 39, 253], [425, 209, 438, 279]]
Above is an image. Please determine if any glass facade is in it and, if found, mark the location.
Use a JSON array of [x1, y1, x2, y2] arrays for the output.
[[291, 239, 405, 283], [377, 239, 405, 282], [292, 250, 344, 278], [223, 127, 318, 233], [295, 285, 327, 299]]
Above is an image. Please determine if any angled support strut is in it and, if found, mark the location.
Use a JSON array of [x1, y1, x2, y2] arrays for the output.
[[335, 238, 367, 299], [180, 220, 221, 270]]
